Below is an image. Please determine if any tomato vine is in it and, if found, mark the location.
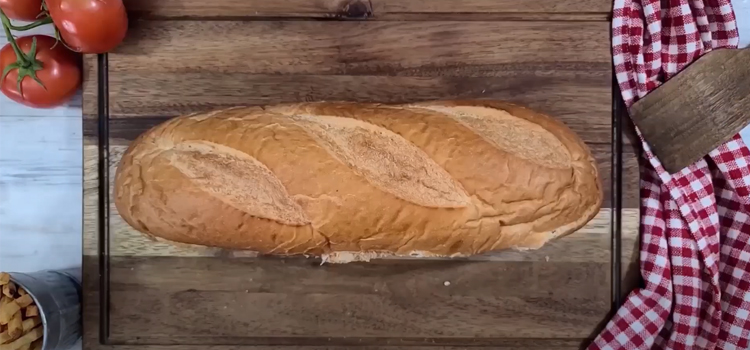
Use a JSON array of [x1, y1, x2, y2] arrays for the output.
[[0, 8, 47, 93], [0, 1, 82, 108]]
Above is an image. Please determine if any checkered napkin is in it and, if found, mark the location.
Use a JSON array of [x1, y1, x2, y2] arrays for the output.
[[589, 0, 746, 349]]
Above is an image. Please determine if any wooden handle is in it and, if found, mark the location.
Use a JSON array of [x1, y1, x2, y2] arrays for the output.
[[630, 47, 750, 174]]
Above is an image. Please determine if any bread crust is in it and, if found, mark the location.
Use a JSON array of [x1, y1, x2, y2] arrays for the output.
[[114, 101, 602, 261]]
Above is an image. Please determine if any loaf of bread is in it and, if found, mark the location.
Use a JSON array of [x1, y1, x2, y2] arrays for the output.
[[114, 100, 602, 263]]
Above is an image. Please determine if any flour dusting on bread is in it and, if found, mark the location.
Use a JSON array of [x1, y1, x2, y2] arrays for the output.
[[411, 105, 571, 169], [170, 140, 310, 226], [291, 114, 471, 208]]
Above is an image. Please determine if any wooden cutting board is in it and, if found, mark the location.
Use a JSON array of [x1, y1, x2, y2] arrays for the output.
[[81, 1, 641, 349]]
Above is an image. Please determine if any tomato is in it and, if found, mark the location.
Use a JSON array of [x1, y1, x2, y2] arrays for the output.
[[1, 35, 81, 108], [0, 0, 44, 21], [46, 0, 128, 54]]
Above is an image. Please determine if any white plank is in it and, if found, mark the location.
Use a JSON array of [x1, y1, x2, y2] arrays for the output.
[[0, 116, 81, 182], [738, 0, 749, 49], [733, 2, 750, 142], [0, 116, 82, 271]]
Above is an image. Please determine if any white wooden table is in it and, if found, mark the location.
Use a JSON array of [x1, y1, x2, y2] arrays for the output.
[[0, 7, 748, 350], [0, 22, 83, 272]]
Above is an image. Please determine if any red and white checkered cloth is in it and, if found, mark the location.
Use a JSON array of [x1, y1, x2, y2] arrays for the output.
[[589, 0, 747, 349]]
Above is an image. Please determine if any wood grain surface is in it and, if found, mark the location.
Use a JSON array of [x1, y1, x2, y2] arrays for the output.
[[630, 47, 750, 173], [122, 0, 612, 21], [82, 1, 635, 348]]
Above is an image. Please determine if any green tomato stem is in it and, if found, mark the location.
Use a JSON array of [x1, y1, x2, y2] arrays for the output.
[[0, 9, 48, 94], [8, 17, 53, 31], [0, 9, 29, 65]]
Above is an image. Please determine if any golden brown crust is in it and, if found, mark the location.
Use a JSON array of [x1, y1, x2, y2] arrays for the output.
[[113, 101, 602, 261]]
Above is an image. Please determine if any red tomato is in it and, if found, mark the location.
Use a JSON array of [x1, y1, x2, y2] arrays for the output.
[[0, 0, 44, 21], [46, 0, 128, 54], [0, 35, 81, 108]]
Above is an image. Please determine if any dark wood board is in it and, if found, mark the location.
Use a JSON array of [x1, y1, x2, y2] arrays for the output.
[[82, 1, 639, 349], [122, 0, 612, 21]]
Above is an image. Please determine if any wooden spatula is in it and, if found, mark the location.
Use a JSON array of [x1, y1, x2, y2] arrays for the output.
[[630, 47, 750, 174]]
